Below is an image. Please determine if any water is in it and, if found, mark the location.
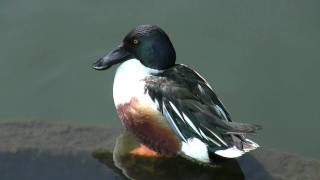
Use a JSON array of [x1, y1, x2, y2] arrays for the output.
[[0, 0, 319, 166], [0, 151, 124, 180], [1, 121, 319, 179]]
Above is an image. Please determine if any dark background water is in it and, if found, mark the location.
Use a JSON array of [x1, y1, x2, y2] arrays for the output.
[[1, 0, 319, 159]]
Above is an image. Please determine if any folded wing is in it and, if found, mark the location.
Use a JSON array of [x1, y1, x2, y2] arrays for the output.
[[144, 64, 260, 157]]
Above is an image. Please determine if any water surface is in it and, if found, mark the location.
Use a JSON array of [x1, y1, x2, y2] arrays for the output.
[[1, 121, 319, 180]]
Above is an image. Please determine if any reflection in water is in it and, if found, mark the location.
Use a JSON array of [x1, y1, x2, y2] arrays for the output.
[[93, 131, 272, 180]]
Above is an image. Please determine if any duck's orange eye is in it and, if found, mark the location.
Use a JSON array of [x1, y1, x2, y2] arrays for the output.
[[133, 39, 139, 45]]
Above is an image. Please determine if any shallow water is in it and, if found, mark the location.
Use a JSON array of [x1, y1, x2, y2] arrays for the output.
[[0, 151, 125, 180], [0, 121, 319, 180], [1, 0, 320, 161]]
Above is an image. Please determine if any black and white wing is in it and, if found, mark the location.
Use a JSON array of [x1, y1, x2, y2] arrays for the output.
[[144, 64, 260, 158]]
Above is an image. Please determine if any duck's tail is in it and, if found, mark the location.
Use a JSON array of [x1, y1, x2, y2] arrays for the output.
[[213, 138, 260, 158], [242, 138, 260, 152]]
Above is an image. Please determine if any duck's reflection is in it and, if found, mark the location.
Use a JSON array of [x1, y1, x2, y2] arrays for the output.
[[95, 131, 261, 180]]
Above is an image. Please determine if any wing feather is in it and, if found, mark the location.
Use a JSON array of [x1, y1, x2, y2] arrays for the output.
[[145, 64, 260, 151]]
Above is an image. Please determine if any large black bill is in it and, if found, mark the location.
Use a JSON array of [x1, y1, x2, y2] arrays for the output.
[[93, 46, 131, 70]]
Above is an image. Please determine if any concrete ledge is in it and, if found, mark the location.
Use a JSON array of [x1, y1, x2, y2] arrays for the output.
[[0, 120, 319, 180]]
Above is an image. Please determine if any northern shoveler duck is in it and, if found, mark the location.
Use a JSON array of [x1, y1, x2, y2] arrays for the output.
[[93, 25, 260, 163]]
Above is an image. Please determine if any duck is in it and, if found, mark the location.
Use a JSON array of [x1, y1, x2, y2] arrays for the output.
[[93, 25, 260, 163]]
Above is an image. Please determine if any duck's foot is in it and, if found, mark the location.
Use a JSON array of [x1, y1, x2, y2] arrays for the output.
[[130, 144, 160, 157]]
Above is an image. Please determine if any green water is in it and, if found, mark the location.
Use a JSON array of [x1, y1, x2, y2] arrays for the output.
[[1, 0, 319, 160]]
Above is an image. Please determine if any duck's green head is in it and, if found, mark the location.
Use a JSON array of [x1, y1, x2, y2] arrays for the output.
[[93, 25, 176, 70]]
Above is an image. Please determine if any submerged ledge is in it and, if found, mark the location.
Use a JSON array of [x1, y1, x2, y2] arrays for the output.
[[0, 120, 319, 180], [0, 120, 120, 153]]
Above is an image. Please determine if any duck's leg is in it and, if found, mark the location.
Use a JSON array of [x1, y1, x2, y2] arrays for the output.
[[130, 144, 160, 157]]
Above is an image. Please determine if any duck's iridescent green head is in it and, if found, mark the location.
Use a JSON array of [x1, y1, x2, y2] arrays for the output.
[[93, 25, 176, 71]]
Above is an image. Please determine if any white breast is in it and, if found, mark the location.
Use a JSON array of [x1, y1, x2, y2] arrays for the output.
[[113, 59, 160, 109]]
